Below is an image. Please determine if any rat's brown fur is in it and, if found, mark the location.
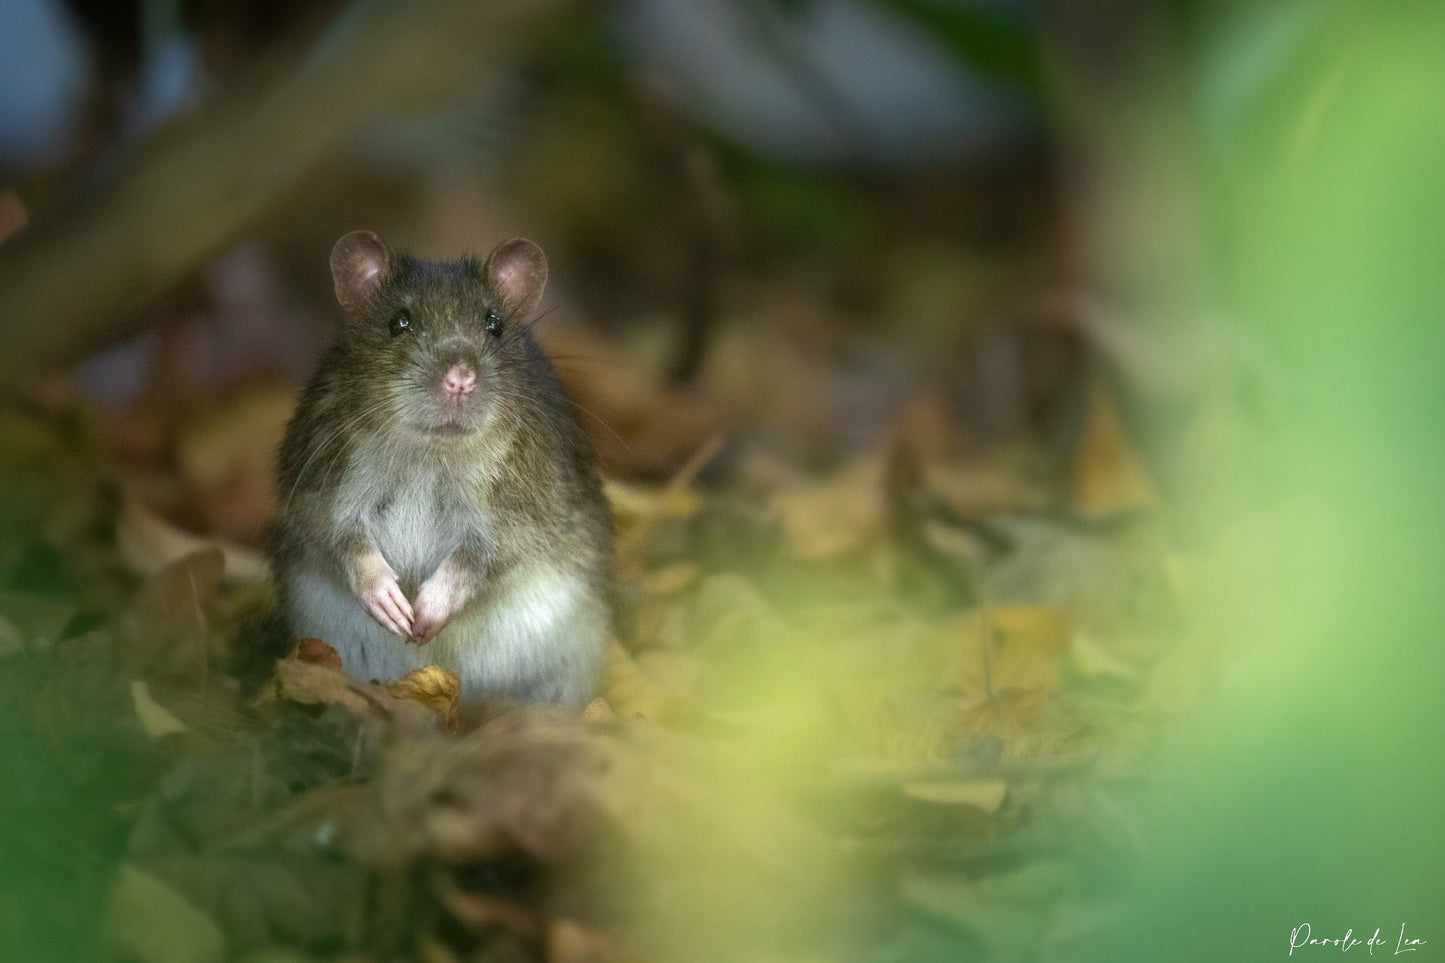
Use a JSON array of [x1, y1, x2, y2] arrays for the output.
[[272, 232, 611, 705]]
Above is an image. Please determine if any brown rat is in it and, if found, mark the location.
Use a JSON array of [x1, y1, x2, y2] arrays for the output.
[[272, 230, 612, 706]]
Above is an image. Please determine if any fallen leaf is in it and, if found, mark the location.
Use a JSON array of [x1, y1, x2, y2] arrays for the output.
[[416, 938, 464, 963], [641, 561, 700, 596], [548, 917, 616, 963], [901, 778, 1008, 815], [130, 679, 189, 738], [582, 696, 615, 722], [437, 877, 540, 942], [938, 606, 1069, 703], [176, 385, 293, 491], [601, 645, 703, 721], [540, 321, 728, 478], [354, 707, 599, 868], [991, 606, 1070, 655], [122, 548, 230, 689], [1069, 632, 1142, 682], [290, 636, 343, 670], [103, 865, 226, 963], [176, 385, 292, 540], [1070, 374, 1157, 519], [0, 613, 24, 657], [387, 665, 462, 731], [255, 656, 439, 733], [0, 188, 25, 245], [604, 478, 700, 522], [771, 455, 885, 560], [117, 487, 269, 583]]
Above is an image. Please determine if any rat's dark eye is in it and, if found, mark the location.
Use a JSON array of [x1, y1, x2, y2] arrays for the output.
[[389, 309, 412, 337], [484, 310, 504, 337]]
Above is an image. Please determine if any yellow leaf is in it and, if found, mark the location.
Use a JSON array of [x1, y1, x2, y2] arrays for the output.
[[1069, 632, 1142, 681], [547, 917, 617, 963], [604, 478, 700, 522], [0, 612, 28, 657], [600, 644, 702, 721], [103, 865, 225, 963], [583, 696, 615, 723], [1071, 374, 1157, 519], [939, 606, 1069, 701], [641, 561, 700, 596], [386, 665, 462, 732], [130, 680, 189, 738], [902, 778, 1009, 814]]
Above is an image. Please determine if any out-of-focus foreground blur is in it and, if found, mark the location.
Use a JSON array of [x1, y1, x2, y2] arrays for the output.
[[0, 1, 1441, 961]]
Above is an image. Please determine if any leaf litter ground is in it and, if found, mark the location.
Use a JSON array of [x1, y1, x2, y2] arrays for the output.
[[0, 327, 1204, 963]]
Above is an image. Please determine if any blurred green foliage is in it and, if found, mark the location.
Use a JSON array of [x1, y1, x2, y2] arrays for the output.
[[1085, 3, 1445, 957]]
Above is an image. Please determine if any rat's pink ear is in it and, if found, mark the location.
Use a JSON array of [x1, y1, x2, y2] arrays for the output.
[[331, 230, 392, 312], [482, 238, 548, 320]]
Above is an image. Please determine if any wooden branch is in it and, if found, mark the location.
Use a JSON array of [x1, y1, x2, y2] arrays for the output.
[[0, 0, 577, 388]]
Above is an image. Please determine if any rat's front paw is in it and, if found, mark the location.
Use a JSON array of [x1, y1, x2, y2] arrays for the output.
[[409, 562, 473, 645], [355, 553, 413, 637]]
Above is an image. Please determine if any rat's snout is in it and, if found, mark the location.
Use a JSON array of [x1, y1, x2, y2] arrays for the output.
[[441, 362, 476, 397]]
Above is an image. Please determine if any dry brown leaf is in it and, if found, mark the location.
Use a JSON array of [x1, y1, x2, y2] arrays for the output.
[[771, 455, 885, 560], [290, 636, 343, 670], [254, 656, 439, 733], [176, 385, 293, 490], [893, 390, 1056, 516], [923, 457, 1055, 517], [1070, 373, 1157, 518], [0, 189, 25, 245], [436, 877, 540, 942], [117, 487, 269, 583], [539, 321, 728, 477], [386, 665, 462, 732], [353, 707, 599, 869], [123, 548, 230, 689], [176, 385, 292, 539]]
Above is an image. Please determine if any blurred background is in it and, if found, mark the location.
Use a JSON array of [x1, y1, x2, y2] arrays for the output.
[[0, 0, 1442, 960]]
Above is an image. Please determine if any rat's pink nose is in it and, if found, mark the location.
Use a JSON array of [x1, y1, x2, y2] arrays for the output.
[[442, 363, 476, 396]]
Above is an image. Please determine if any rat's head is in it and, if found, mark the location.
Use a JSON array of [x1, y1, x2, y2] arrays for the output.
[[329, 230, 548, 441]]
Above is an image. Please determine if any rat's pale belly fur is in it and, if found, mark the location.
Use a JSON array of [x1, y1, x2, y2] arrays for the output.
[[284, 469, 606, 706], [286, 563, 605, 705]]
